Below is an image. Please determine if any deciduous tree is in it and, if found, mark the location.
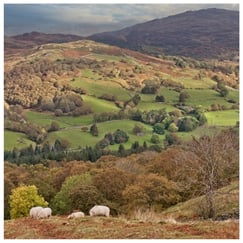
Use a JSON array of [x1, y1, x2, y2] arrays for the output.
[[184, 129, 239, 218], [9, 185, 48, 219]]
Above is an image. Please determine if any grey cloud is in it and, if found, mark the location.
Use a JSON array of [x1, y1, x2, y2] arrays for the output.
[[4, 4, 239, 36]]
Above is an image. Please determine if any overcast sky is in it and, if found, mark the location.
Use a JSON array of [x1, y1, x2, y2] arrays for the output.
[[4, 3, 239, 36]]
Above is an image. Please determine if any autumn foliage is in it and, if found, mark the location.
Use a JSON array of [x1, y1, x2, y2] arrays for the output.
[[4, 129, 239, 220], [9, 185, 48, 219]]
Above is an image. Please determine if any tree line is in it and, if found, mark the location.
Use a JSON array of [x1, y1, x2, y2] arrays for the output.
[[4, 137, 164, 165]]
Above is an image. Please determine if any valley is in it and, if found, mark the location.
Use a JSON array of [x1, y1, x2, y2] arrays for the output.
[[4, 6, 239, 239]]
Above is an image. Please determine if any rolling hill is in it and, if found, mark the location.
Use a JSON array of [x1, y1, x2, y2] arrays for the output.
[[89, 8, 239, 60], [4, 32, 83, 57], [4, 38, 239, 153]]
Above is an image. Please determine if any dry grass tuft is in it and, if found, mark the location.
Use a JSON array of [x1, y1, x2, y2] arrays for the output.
[[131, 208, 176, 224]]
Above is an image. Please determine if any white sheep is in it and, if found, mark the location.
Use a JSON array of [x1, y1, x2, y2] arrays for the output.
[[29, 206, 43, 219], [89, 205, 110, 217], [37, 207, 52, 219], [67, 211, 85, 219]]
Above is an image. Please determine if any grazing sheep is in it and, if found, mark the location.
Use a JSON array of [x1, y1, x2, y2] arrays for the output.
[[67, 211, 85, 219], [89, 205, 110, 217], [38, 207, 52, 219], [30, 206, 43, 219]]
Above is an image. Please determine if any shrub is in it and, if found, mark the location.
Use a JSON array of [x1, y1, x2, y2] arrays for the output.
[[142, 109, 167, 125], [51, 174, 92, 214], [169, 109, 182, 117], [141, 84, 158, 94], [122, 185, 149, 211], [9, 185, 48, 219], [130, 94, 141, 106], [118, 144, 126, 156], [164, 132, 181, 146], [48, 121, 60, 132], [40, 98, 55, 112], [194, 111, 207, 126], [113, 129, 129, 144], [123, 173, 181, 211], [93, 168, 132, 203], [132, 124, 145, 135], [90, 123, 99, 136], [69, 184, 104, 214], [151, 134, 160, 144], [96, 138, 110, 149], [81, 127, 89, 132], [104, 133, 114, 145], [168, 123, 179, 132], [54, 109, 63, 116], [179, 91, 190, 103], [153, 123, 165, 135], [175, 58, 186, 68], [99, 94, 117, 102], [155, 95, 165, 102], [178, 116, 199, 132], [217, 81, 229, 97]]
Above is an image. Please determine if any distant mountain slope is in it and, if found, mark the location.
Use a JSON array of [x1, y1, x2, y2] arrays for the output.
[[89, 8, 239, 60], [5, 31, 83, 50]]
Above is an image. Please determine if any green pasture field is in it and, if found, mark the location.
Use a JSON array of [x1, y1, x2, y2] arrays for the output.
[[54, 114, 93, 127], [158, 88, 179, 104], [137, 101, 177, 112], [70, 77, 131, 101], [227, 89, 240, 102], [205, 110, 239, 126], [175, 77, 215, 89], [139, 88, 179, 111], [47, 128, 98, 148], [80, 68, 102, 80], [177, 110, 239, 141], [24, 111, 65, 128], [25, 110, 93, 127], [4, 131, 35, 151], [185, 89, 238, 109], [82, 95, 119, 113], [47, 120, 157, 149], [177, 126, 222, 141], [91, 54, 125, 62], [139, 94, 156, 103], [140, 88, 179, 104]]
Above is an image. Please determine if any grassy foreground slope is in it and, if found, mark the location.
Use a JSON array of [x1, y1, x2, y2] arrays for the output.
[[161, 180, 239, 220], [4, 181, 239, 239], [4, 216, 239, 239]]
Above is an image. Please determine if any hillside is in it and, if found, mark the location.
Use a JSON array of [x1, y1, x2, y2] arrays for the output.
[[5, 32, 83, 54], [4, 180, 239, 239], [4, 38, 239, 156], [89, 8, 239, 60]]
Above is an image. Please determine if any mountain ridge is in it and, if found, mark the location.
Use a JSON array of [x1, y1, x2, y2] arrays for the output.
[[89, 8, 239, 60]]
